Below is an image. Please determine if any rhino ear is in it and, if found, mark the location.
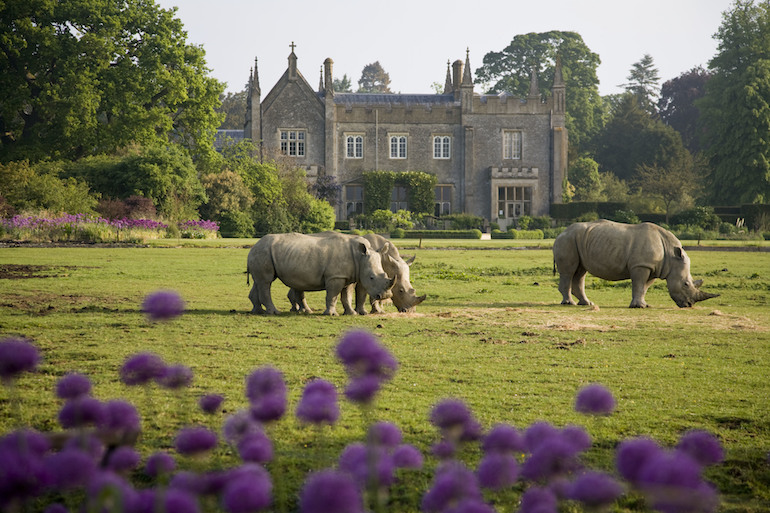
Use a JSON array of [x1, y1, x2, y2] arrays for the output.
[[694, 279, 704, 288], [358, 242, 369, 254], [379, 241, 392, 255], [404, 255, 416, 266], [674, 247, 684, 260]]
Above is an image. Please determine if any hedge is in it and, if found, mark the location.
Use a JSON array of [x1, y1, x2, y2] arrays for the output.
[[491, 229, 544, 239], [549, 202, 627, 220], [400, 229, 482, 239]]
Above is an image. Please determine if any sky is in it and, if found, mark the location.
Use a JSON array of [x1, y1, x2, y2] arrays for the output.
[[155, 0, 734, 97]]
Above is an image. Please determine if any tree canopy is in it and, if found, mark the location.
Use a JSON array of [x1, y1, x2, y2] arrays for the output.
[[217, 90, 248, 130], [357, 62, 391, 93], [474, 31, 605, 155], [658, 67, 712, 154], [0, 0, 224, 163], [698, 0, 770, 204], [622, 54, 661, 114], [333, 74, 353, 93]]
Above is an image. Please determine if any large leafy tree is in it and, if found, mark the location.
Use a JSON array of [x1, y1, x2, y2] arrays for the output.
[[357, 62, 391, 93], [333, 74, 353, 93], [474, 31, 605, 155], [217, 90, 248, 130], [622, 54, 661, 114], [0, 0, 224, 163], [698, 0, 770, 204], [658, 67, 712, 154]]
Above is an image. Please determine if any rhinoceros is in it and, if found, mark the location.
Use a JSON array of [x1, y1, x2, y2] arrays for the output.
[[246, 233, 395, 315], [552, 220, 719, 308], [287, 232, 425, 314]]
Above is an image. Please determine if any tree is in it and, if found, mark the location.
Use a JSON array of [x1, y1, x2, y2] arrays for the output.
[[0, 160, 97, 215], [635, 159, 698, 224], [333, 74, 353, 93], [698, 0, 770, 204], [658, 67, 712, 153], [474, 31, 606, 155], [0, 0, 224, 163], [311, 175, 342, 207], [217, 90, 248, 130], [569, 156, 603, 201], [357, 62, 391, 93], [622, 54, 661, 114]]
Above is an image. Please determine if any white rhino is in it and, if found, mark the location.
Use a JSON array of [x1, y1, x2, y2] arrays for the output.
[[287, 232, 425, 314], [552, 220, 719, 308], [246, 233, 395, 315]]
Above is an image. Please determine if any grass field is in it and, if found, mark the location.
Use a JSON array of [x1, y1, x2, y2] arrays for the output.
[[0, 241, 769, 512]]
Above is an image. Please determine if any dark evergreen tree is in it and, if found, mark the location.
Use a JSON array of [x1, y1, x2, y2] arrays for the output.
[[622, 54, 661, 115], [357, 62, 392, 93], [658, 67, 712, 153]]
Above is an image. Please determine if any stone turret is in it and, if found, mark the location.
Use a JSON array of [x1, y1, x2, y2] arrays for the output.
[[528, 66, 540, 100], [288, 42, 298, 81], [324, 58, 334, 95], [460, 48, 474, 110], [552, 55, 565, 114], [443, 60, 452, 94], [244, 56, 261, 145], [452, 59, 463, 101]]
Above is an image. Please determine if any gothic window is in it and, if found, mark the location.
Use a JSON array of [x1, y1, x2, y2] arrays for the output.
[[434, 185, 452, 216], [345, 134, 363, 159], [389, 134, 407, 159], [433, 135, 451, 159], [280, 130, 305, 157], [345, 185, 364, 219], [390, 186, 408, 212], [503, 130, 522, 160], [497, 186, 531, 218]]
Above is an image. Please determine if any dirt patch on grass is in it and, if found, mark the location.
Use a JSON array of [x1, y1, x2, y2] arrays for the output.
[[0, 264, 78, 279]]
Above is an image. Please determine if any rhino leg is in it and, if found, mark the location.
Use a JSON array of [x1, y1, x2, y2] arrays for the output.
[[323, 279, 348, 316], [571, 266, 593, 306], [629, 267, 653, 308], [353, 283, 370, 315], [287, 289, 312, 313], [248, 281, 266, 314], [369, 298, 385, 314], [340, 284, 358, 315], [557, 266, 578, 305]]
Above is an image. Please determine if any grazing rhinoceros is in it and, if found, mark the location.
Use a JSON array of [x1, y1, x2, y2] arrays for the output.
[[552, 220, 719, 308], [247, 233, 395, 315], [287, 233, 425, 314]]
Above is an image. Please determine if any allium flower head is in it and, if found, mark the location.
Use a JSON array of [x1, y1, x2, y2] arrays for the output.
[[106, 446, 141, 473], [567, 471, 624, 508], [58, 396, 106, 429], [199, 394, 224, 414], [616, 437, 664, 484], [146, 451, 176, 478], [55, 372, 92, 399], [163, 488, 200, 513], [120, 352, 166, 386], [1, 429, 51, 456], [519, 486, 557, 513], [521, 436, 581, 482], [156, 364, 193, 389], [245, 366, 287, 422], [422, 462, 482, 513], [142, 290, 185, 321], [336, 330, 398, 381], [676, 430, 724, 467], [524, 421, 560, 453], [222, 409, 261, 445], [85, 471, 135, 512], [101, 400, 141, 439], [296, 379, 339, 425], [63, 432, 104, 460], [367, 421, 402, 448], [636, 451, 711, 513], [45, 448, 96, 489], [221, 464, 272, 513], [561, 424, 592, 452], [431, 440, 457, 460], [430, 398, 471, 431], [443, 499, 496, 513], [477, 452, 519, 490], [0, 337, 40, 383], [338, 443, 395, 488], [237, 430, 273, 464], [299, 470, 362, 513], [174, 426, 218, 456], [344, 374, 381, 404], [0, 444, 49, 504], [483, 424, 524, 454], [169, 471, 202, 493], [393, 444, 423, 469], [574, 383, 616, 416]]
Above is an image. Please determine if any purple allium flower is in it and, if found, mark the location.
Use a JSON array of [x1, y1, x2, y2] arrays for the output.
[[344, 375, 381, 404], [200, 470, 230, 496], [237, 431, 273, 464], [58, 397, 106, 429], [574, 383, 616, 416], [615, 437, 664, 484], [55, 372, 92, 399], [482, 424, 524, 454], [0, 337, 40, 383], [156, 364, 193, 389], [146, 451, 176, 478], [85, 471, 135, 512], [0, 429, 51, 456], [101, 400, 141, 439], [519, 486, 557, 513], [521, 436, 581, 482], [676, 430, 724, 467], [163, 488, 200, 513], [174, 426, 218, 456], [430, 398, 472, 431], [221, 465, 272, 513], [636, 451, 713, 513], [561, 424, 592, 452], [567, 471, 624, 508], [393, 444, 423, 469], [169, 471, 202, 493], [223, 409, 261, 445], [106, 446, 141, 473], [299, 470, 363, 513], [477, 452, 519, 490], [524, 421, 560, 453], [296, 379, 339, 425], [45, 448, 96, 489], [422, 462, 483, 513], [368, 421, 402, 448], [120, 352, 166, 386], [460, 418, 484, 442], [335, 329, 398, 381], [245, 366, 287, 422], [199, 394, 224, 414], [62, 432, 105, 460], [44, 504, 68, 513], [0, 444, 49, 505], [142, 290, 185, 321], [443, 499, 496, 513], [338, 443, 395, 488], [431, 440, 457, 460]]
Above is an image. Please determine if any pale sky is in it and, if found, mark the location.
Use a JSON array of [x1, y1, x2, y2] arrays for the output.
[[156, 0, 733, 97]]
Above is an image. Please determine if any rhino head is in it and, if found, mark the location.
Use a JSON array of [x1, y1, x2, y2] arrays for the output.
[[388, 254, 426, 312], [356, 241, 395, 301], [667, 247, 720, 308]]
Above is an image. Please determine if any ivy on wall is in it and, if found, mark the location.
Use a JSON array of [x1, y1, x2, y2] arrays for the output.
[[362, 170, 437, 215]]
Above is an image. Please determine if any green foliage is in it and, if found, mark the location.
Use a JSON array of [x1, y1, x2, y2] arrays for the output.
[[475, 31, 605, 155], [598, 171, 630, 202], [672, 206, 721, 230], [216, 90, 248, 130], [390, 227, 405, 238], [401, 229, 482, 239], [0, 0, 224, 163], [658, 67, 711, 154], [363, 171, 395, 213], [0, 160, 97, 215], [607, 210, 640, 224], [357, 62, 391, 93], [400, 171, 438, 214], [446, 213, 484, 230], [217, 210, 255, 238], [333, 74, 353, 93], [621, 53, 661, 114], [300, 198, 335, 233], [569, 156, 603, 201], [634, 160, 698, 223], [699, 0, 770, 204], [550, 202, 627, 220], [576, 211, 600, 222], [199, 170, 254, 221]]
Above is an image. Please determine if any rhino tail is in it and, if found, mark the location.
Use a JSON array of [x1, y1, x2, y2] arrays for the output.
[[553, 259, 556, 276]]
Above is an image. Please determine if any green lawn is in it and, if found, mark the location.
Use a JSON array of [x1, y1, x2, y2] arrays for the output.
[[0, 243, 768, 512]]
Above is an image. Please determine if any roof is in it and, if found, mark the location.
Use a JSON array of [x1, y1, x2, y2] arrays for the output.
[[331, 93, 458, 107]]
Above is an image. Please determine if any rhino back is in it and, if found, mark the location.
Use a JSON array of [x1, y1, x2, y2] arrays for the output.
[[269, 233, 357, 289]]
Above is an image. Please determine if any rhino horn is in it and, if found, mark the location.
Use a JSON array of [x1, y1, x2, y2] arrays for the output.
[[694, 289, 719, 303], [404, 255, 416, 265], [415, 294, 426, 305]]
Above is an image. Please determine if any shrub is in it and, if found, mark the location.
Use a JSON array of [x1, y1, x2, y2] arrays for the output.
[[543, 227, 566, 239], [608, 210, 640, 224], [446, 213, 484, 230], [219, 210, 255, 238], [390, 227, 405, 238], [300, 199, 336, 234], [672, 207, 720, 230], [576, 211, 599, 222], [510, 229, 544, 240], [401, 230, 482, 239]]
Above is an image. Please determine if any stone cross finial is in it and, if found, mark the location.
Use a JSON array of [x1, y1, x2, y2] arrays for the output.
[[290, 41, 296, 53]]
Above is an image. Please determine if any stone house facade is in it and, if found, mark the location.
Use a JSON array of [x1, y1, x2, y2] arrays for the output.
[[244, 46, 567, 229]]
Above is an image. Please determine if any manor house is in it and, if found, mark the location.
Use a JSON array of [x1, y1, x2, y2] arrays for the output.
[[243, 46, 567, 229]]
